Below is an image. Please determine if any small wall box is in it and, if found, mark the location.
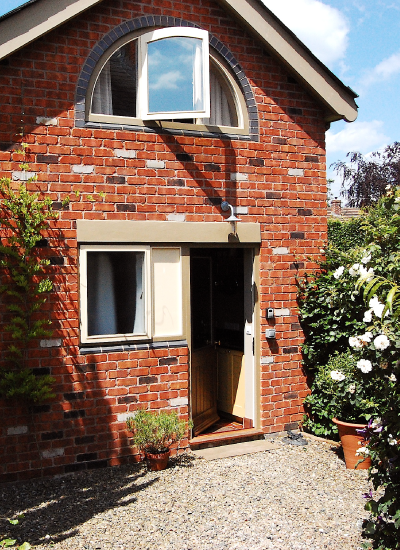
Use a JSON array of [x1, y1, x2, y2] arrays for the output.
[[265, 328, 276, 339], [266, 308, 274, 319]]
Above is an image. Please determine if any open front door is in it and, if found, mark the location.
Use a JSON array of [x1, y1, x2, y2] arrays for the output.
[[190, 248, 254, 437]]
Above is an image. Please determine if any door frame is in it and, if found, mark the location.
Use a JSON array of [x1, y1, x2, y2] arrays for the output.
[[187, 244, 259, 433]]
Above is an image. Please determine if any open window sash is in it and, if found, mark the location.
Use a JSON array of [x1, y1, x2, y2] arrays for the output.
[[137, 27, 210, 121]]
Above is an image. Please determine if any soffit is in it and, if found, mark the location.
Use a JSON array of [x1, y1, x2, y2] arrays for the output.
[[0, 0, 358, 123]]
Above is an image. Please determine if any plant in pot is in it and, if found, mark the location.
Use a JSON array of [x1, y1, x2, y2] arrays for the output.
[[126, 409, 192, 471], [303, 349, 384, 469]]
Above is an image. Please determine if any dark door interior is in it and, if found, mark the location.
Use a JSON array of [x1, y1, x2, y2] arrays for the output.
[[190, 248, 245, 435]]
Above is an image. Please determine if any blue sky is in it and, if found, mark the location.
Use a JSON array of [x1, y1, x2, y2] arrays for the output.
[[1, 0, 399, 200]]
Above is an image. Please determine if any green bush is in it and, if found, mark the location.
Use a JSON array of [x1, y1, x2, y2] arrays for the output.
[[299, 187, 400, 549], [328, 217, 366, 251], [126, 410, 192, 454], [297, 246, 367, 369], [303, 350, 385, 440]]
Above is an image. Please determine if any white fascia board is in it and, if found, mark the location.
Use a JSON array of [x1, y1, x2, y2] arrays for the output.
[[0, 0, 103, 61], [217, 0, 358, 122]]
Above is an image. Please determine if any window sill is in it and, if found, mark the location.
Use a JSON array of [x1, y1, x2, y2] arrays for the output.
[[79, 119, 254, 141], [79, 339, 188, 355]]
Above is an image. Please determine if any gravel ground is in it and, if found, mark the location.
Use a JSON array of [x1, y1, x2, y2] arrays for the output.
[[1, 437, 372, 550]]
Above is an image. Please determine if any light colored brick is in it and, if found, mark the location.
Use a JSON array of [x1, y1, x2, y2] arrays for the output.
[[170, 397, 189, 407], [7, 426, 28, 436], [72, 165, 94, 174], [146, 160, 165, 169], [288, 168, 304, 176], [115, 149, 136, 158], [40, 339, 62, 348], [167, 213, 186, 221], [272, 247, 290, 255], [230, 172, 248, 181], [261, 356, 274, 365], [36, 116, 58, 126], [12, 171, 36, 181], [41, 448, 64, 459], [274, 308, 291, 317]]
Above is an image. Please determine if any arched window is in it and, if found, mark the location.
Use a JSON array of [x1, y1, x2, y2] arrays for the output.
[[88, 27, 247, 133]]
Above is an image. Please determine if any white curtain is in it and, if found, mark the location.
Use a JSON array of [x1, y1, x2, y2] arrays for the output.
[[133, 255, 144, 334], [92, 61, 113, 115], [209, 71, 232, 126], [88, 252, 117, 335]]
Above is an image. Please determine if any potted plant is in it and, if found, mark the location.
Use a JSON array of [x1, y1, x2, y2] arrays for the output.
[[126, 409, 192, 471], [303, 350, 384, 469]]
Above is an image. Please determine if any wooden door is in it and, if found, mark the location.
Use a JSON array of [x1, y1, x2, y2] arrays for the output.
[[191, 345, 220, 436], [217, 348, 245, 418]]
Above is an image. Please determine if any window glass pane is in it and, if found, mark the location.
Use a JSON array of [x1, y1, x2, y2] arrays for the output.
[[92, 42, 137, 117], [153, 248, 182, 337], [148, 37, 203, 113], [86, 251, 145, 336]]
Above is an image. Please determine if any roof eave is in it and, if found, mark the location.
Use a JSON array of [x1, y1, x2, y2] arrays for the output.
[[0, 0, 103, 62], [217, 0, 358, 123]]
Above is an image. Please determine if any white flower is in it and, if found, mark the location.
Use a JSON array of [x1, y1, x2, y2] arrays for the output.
[[395, 197, 400, 203], [356, 446, 370, 456], [357, 359, 373, 373], [358, 266, 374, 282], [386, 184, 391, 191], [333, 266, 344, 279], [371, 418, 382, 430], [360, 332, 373, 343], [363, 309, 373, 323], [361, 254, 371, 264], [388, 434, 397, 446], [330, 370, 346, 382], [369, 296, 389, 318], [349, 336, 363, 349], [349, 263, 360, 277], [374, 334, 390, 350], [348, 384, 356, 394], [389, 374, 397, 383]]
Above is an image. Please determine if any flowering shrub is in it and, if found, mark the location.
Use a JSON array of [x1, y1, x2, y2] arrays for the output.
[[300, 186, 400, 549], [303, 350, 384, 439], [297, 246, 368, 369]]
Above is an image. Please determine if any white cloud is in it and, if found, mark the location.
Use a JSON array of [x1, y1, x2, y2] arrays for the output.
[[149, 71, 183, 91], [262, 0, 349, 67], [326, 120, 389, 154], [360, 50, 400, 88]]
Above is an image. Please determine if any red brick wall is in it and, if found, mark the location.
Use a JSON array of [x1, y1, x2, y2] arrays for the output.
[[0, 0, 327, 481]]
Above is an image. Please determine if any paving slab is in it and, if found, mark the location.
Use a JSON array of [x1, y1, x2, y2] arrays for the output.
[[190, 438, 279, 460]]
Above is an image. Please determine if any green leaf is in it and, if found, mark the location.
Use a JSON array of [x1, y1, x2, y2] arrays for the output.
[[0, 539, 17, 548], [18, 543, 31, 550]]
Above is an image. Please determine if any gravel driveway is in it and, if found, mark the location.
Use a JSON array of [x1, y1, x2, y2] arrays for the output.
[[0, 437, 372, 550]]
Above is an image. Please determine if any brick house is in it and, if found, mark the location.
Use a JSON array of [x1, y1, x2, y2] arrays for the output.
[[0, 0, 357, 481]]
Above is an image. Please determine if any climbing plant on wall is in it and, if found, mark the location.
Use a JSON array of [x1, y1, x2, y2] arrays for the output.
[[0, 144, 56, 403]]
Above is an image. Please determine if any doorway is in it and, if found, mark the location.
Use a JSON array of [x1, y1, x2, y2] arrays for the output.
[[190, 247, 255, 436]]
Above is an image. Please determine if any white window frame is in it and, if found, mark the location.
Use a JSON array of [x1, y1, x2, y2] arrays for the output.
[[80, 244, 151, 344], [80, 244, 185, 345], [137, 27, 210, 120]]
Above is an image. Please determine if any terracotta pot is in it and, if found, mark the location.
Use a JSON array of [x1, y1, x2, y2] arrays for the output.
[[145, 450, 170, 471], [332, 418, 372, 470]]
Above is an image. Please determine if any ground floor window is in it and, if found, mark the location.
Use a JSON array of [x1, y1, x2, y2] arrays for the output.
[[79, 245, 182, 344]]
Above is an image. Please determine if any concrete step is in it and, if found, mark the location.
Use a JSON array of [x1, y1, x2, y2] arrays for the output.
[[189, 428, 265, 450]]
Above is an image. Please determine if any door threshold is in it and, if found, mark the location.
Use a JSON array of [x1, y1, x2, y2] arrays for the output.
[[189, 428, 264, 450]]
